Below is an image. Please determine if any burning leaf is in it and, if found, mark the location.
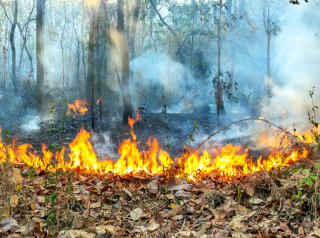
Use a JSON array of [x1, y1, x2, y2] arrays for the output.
[[130, 207, 143, 221], [67, 100, 88, 118]]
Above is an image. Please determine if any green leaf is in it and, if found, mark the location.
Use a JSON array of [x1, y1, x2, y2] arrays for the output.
[[50, 193, 58, 203], [305, 177, 313, 187], [310, 175, 317, 181]]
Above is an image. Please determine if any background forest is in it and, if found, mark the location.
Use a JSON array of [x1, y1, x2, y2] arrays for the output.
[[0, 0, 319, 134]]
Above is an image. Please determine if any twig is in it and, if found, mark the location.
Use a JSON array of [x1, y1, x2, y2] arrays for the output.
[[179, 218, 186, 232], [187, 117, 310, 158]]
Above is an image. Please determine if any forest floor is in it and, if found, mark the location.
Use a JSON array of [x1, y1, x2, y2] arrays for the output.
[[1, 112, 320, 237], [1, 155, 320, 238]]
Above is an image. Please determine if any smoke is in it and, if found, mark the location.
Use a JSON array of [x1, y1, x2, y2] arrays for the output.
[[260, 2, 320, 132], [91, 131, 118, 161], [130, 50, 195, 113], [21, 112, 41, 131]]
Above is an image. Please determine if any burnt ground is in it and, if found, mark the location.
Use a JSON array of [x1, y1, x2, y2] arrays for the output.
[[3, 110, 254, 159]]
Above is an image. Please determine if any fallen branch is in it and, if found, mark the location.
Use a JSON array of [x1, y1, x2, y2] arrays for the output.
[[187, 117, 311, 158]]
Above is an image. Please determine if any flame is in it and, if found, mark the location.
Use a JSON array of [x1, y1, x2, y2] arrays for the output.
[[128, 113, 142, 141], [177, 144, 308, 182], [67, 100, 88, 118], [0, 118, 317, 182], [96, 97, 102, 105]]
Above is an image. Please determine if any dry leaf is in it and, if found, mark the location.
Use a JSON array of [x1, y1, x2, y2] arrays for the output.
[[147, 218, 159, 231], [214, 230, 231, 238], [10, 195, 19, 207], [95, 225, 116, 234], [130, 207, 143, 221], [0, 217, 19, 232], [249, 197, 264, 205], [230, 215, 248, 233], [161, 205, 184, 219], [58, 229, 95, 238], [147, 179, 159, 194], [12, 168, 22, 184]]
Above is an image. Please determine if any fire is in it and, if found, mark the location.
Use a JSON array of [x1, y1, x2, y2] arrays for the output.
[[0, 117, 317, 182], [67, 100, 88, 118], [177, 144, 308, 182], [128, 113, 142, 141]]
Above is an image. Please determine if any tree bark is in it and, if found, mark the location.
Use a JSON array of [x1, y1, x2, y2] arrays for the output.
[[36, 0, 46, 113], [9, 0, 18, 93], [117, 0, 133, 124]]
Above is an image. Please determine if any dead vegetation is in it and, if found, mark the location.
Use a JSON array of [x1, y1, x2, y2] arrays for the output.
[[0, 152, 320, 237]]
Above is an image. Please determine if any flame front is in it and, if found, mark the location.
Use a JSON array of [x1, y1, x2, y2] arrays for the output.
[[177, 144, 308, 182], [0, 121, 316, 181]]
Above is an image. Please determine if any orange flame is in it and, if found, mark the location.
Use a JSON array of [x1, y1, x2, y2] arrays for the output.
[[177, 144, 308, 182], [128, 112, 142, 141], [96, 97, 102, 105], [67, 100, 88, 118], [0, 122, 317, 182]]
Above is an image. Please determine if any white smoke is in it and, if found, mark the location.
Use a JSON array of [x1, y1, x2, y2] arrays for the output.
[[261, 2, 320, 132]]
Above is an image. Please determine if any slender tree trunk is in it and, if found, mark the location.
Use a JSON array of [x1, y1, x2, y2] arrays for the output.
[[190, 0, 196, 69], [263, 7, 271, 98], [87, 11, 96, 129], [76, 40, 81, 98], [96, 12, 102, 122], [267, 32, 271, 97], [10, 0, 18, 93], [117, 0, 132, 124], [215, 0, 226, 124], [36, 0, 46, 113]]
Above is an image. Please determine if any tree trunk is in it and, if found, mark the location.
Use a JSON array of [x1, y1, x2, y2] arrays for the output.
[[267, 32, 271, 97], [87, 10, 96, 130], [215, 0, 226, 124], [130, 0, 141, 59], [117, 0, 132, 124], [9, 0, 18, 93], [36, 0, 46, 113]]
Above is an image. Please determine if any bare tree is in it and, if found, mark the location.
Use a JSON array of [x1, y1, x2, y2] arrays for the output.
[[36, 0, 46, 113], [214, 0, 226, 123]]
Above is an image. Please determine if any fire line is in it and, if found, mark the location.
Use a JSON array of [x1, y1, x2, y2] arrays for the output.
[[0, 118, 316, 182]]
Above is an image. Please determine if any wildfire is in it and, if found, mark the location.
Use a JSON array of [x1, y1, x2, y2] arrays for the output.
[[67, 100, 88, 118], [0, 117, 317, 182], [177, 144, 308, 182]]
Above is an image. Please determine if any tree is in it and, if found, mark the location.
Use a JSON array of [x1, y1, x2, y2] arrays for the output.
[[36, 0, 46, 113], [262, 0, 280, 97], [117, 0, 133, 124], [87, 6, 96, 129], [214, 0, 226, 123]]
